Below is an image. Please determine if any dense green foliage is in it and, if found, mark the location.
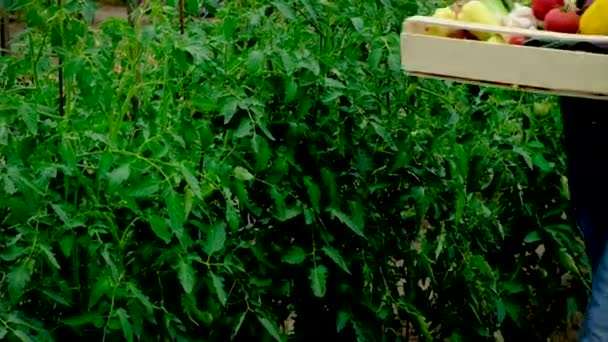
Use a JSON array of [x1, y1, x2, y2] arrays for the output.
[[0, 0, 590, 341]]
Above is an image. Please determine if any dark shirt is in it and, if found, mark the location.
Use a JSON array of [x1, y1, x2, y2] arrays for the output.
[[562, 96, 608, 272], [561, 97, 608, 209], [556, 39, 608, 209]]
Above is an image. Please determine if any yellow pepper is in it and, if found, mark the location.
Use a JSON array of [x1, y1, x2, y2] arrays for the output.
[[428, 7, 458, 37], [580, 0, 608, 35], [458, 0, 503, 40], [487, 35, 505, 44]]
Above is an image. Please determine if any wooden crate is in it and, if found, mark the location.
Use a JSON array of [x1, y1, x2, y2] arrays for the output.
[[401, 16, 608, 100]]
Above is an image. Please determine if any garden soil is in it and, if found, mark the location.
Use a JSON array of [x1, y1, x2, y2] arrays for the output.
[[6, 3, 128, 39]]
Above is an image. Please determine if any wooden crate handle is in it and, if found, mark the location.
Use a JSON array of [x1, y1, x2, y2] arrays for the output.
[[403, 15, 608, 44]]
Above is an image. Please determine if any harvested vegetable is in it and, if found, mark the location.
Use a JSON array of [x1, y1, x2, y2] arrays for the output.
[[579, 0, 608, 35]]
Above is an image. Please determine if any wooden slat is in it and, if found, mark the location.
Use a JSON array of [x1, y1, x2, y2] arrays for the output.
[[401, 31, 608, 99], [408, 72, 608, 100], [404, 16, 608, 44]]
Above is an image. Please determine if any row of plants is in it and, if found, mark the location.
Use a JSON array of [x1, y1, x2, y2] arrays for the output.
[[0, 0, 589, 340]]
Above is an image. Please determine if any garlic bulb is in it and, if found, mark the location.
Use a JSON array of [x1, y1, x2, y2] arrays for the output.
[[502, 3, 537, 30]]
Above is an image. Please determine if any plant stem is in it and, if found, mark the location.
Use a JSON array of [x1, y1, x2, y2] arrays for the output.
[[127, 0, 135, 26], [179, 0, 185, 35], [0, 6, 7, 56], [57, 0, 64, 116]]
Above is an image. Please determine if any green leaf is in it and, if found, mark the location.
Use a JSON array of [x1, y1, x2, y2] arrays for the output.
[[270, 187, 286, 217], [285, 78, 298, 104], [247, 50, 265, 74], [371, 121, 397, 151], [148, 215, 172, 243], [321, 168, 338, 207], [51, 203, 70, 226], [505, 300, 523, 328], [8, 260, 34, 301], [532, 152, 554, 172], [234, 180, 250, 208], [496, 298, 507, 324], [309, 265, 328, 298], [336, 311, 351, 333], [253, 136, 272, 171], [454, 188, 466, 223], [469, 255, 495, 279], [328, 208, 365, 238], [59, 139, 77, 172], [59, 234, 75, 257], [435, 227, 447, 261], [234, 119, 253, 138], [388, 46, 401, 73], [273, 1, 295, 19], [12, 330, 33, 342], [257, 316, 282, 342], [185, 0, 200, 13], [39, 244, 61, 269], [210, 272, 228, 306], [257, 120, 276, 141], [98, 151, 114, 177], [0, 121, 7, 146], [300, 0, 318, 22], [222, 97, 239, 124], [226, 201, 240, 231], [558, 248, 580, 275], [304, 207, 314, 225], [117, 308, 133, 342], [321, 91, 342, 104], [199, 122, 215, 149], [400, 302, 432, 340], [177, 258, 196, 294], [19, 103, 38, 135], [325, 78, 345, 89], [351, 17, 364, 31], [524, 231, 542, 243], [101, 246, 120, 281], [304, 177, 321, 212], [349, 201, 365, 236], [108, 164, 131, 188], [321, 246, 350, 274], [513, 146, 533, 170], [367, 46, 383, 70], [282, 246, 307, 264], [453, 144, 469, 179], [127, 283, 154, 315], [234, 166, 254, 181], [89, 277, 111, 310], [128, 182, 160, 198], [184, 187, 194, 219], [222, 15, 237, 39], [166, 189, 186, 228], [40, 289, 70, 306], [205, 221, 227, 256], [0, 245, 26, 261], [502, 280, 525, 294], [279, 50, 297, 75], [276, 206, 302, 222], [181, 164, 202, 199], [3, 174, 17, 195], [62, 312, 105, 328], [231, 312, 247, 340]]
